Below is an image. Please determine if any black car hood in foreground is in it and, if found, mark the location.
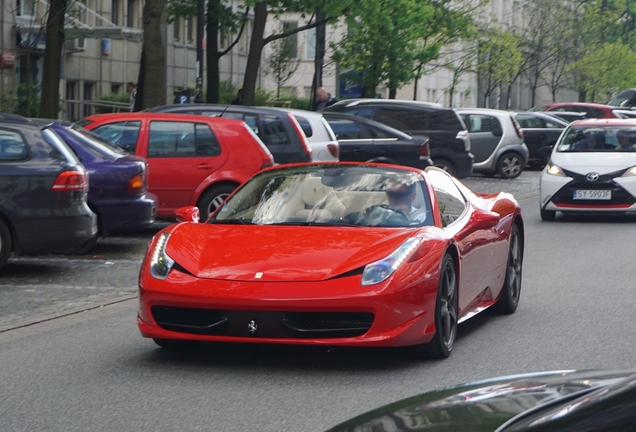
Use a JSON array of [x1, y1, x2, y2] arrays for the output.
[[325, 370, 636, 432]]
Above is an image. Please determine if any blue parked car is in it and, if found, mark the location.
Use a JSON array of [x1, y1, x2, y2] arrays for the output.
[[38, 121, 157, 254]]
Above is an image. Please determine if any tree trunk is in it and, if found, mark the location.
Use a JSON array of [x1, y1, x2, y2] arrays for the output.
[[242, 1, 268, 106], [138, 0, 167, 109], [40, 0, 67, 118], [388, 87, 397, 99], [206, 0, 221, 104]]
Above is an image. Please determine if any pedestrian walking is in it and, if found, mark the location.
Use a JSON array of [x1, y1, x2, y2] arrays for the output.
[[127, 82, 137, 112], [314, 87, 337, 111]]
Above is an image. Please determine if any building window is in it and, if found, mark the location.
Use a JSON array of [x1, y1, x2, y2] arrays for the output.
[[83, 82, 94, 118], [17, 0, 36, 17], [187, 16, 194, 42], [306, 27, 316, 60], [111, 83, 121, 94], [282, 22, 298, 58], [111, 0, 119, 25], [174, 18, 181, 41], [127, 0, 136, 28], [239, 20, 252, 53], [67, 82, 77, 122]]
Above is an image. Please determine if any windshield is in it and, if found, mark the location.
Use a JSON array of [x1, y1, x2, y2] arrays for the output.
[[212, 165, 433, 227], [556, 126, 636, 152]]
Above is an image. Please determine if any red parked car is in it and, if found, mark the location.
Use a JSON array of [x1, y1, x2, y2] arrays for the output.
[[79, 113, 274, 219], [543, 102, 621, 119]]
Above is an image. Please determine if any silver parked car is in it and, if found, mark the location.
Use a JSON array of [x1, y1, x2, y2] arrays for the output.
[[458, 108, 528, 179]]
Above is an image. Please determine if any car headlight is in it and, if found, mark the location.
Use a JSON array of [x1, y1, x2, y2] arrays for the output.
[[361, 238, 423, 286], [150, 233, 175, 280], [622, 166, 636, 177], [546, 162, 565, 177]]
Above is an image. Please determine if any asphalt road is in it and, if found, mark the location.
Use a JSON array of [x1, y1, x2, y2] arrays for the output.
[[2, 169, 636, 431]]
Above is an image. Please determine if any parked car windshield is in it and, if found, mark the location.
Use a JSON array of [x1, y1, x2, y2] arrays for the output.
[[556, 126, 636, 152], [212, 165, 432, 227]]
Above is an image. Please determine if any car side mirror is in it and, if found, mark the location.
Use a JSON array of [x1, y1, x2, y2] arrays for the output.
[[455, 209, 500, 239], [175, 206, 200, 223]]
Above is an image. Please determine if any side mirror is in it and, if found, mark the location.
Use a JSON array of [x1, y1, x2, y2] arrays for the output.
[[175, 206, 200, 223], [455, 209, 500, 239]]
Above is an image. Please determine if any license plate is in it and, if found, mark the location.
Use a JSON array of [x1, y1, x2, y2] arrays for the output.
[[573, 190, 612, 200]]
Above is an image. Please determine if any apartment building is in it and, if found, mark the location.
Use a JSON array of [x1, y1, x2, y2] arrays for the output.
[[0, 0, 575, 120]]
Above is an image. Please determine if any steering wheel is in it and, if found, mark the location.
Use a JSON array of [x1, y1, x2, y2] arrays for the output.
[[363, 204, 409, 225]]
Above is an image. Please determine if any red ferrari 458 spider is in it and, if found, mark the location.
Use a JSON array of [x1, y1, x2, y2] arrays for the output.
[[138, 163, 524, 359]]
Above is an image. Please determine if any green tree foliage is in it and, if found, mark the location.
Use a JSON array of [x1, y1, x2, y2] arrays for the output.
[[331, 0, 475, 99], [265, 25, 301, 99], [573, 41, 636, 99], [476, 28, 523, 108]]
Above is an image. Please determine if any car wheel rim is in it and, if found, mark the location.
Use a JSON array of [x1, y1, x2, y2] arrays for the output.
[[502, 156, 521, 177], [208, 193, 230, 215], [507, 231, 522, 303], [439, 260, 458, 350]]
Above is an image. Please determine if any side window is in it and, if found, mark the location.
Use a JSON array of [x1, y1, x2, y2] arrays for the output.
[[466, 115, 499, 133], [243, 115, 259, 134], [195, 123, 221, 156], [516, 115, 544, 129], [148, 121, 199, 157], [328, 118, 364, 139], [293, 116, 313, 138], [367, 124, 392, 138], [343, 107, 373, 119], [91, 121, 141, 153], [544, 119, 562, 129], [427, 169, 467, 226], [0, 130, 28, 161], [377, 107, 425, 130], [426, 110, 464, 131], [260, 114, 290, 145]]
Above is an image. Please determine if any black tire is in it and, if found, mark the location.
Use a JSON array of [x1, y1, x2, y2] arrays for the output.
[[432, 158, 456, 177], [492, 224, 522, 314], [197, 184, 236, 220], [413, 254, 458, 359], [540, 208, 556, 221], [497, 152, 524, 179], [153, 338, 200, 350], [0, 219, 12, 271]]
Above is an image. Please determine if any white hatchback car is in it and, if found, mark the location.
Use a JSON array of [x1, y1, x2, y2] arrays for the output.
[[268, 107, 340, 162], [540, 119, 636, 221]]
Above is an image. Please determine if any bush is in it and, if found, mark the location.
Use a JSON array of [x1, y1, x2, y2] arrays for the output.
[[218, 80, 276, 106], [95, 92, 130, 114], [14, 82, 40, 117]]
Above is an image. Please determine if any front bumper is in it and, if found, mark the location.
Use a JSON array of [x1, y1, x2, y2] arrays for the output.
[[540, 171, 636, 212], [138, 270, 439, 348]]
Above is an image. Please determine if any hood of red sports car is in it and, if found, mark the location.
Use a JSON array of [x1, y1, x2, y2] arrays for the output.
[[164, 223, 421, 281]]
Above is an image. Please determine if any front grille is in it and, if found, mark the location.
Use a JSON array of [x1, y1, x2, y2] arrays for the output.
[[151, 306, 374, 339]]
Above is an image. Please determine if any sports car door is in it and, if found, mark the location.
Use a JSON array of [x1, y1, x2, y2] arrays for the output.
[[427, 170, 497, 313]]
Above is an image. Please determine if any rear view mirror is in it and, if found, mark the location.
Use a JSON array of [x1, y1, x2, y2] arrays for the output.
[[175, 206, 200, 223]]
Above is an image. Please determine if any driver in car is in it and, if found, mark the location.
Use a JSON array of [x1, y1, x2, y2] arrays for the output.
[[385, 181, 428, 222]]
